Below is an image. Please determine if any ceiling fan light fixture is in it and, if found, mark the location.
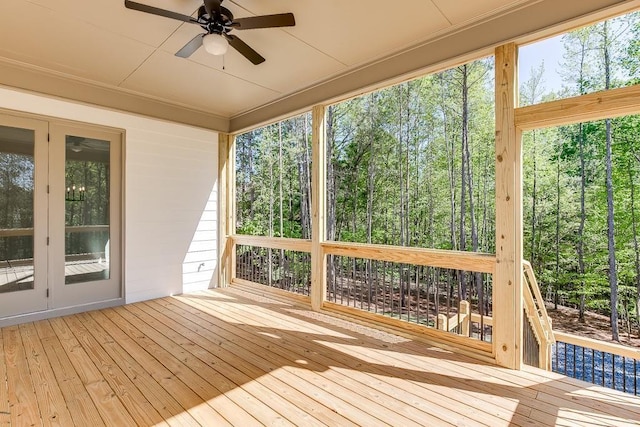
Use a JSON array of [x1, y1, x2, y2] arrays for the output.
[[202, 33, 229, 55]]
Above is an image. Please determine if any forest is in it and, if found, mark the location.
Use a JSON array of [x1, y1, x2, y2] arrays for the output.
[[236, 12, 640, 342]]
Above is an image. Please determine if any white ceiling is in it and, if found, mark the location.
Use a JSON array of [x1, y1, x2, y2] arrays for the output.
[[0, 0, 634, 131]]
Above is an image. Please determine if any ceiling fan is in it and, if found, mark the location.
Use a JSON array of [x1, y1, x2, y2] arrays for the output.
[[124, 0, 295, 65]]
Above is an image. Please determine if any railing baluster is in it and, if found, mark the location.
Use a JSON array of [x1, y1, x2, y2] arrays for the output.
[[612, 354, 616, 390], [591, 349, 595, 383], [600, 351, 605, 387], [623, 356, 627, 393]]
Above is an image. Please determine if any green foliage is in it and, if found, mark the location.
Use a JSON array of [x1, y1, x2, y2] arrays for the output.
[[235, 12, 640, 332]]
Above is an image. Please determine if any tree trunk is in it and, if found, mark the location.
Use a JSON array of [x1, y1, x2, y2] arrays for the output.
[[555, 143, 561, 310], [630, 158, 640, 334], [459, 65, 469, 300], [578, 121, 587, 322], [603, 21, 619, 341], [297, 115, 312, 239], [326, 106, 337, 291], [576, 35, 588, 322]]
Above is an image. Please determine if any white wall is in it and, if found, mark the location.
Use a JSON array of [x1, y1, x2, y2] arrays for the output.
[[0, 86, 219, 303]]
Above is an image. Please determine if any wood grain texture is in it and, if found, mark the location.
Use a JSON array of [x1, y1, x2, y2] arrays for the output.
[[494, 42, 523, 370], [0, 329, 9, 427], [3, 326, 40, 426], [311, 105, 328, 310], [18, 322, 74, 426], [232, 235, 312, 252], [2, 287, 639, 426], [515, 84, 640, 130], [322, 241, 495, 273]]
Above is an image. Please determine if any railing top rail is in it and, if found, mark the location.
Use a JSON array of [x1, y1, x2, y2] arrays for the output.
[[232, 234, 312, 252], [554, 331, 640, 361], [522, 260, 555, 345], [322, 241, 495, 273], [231, 235, 496, 273]]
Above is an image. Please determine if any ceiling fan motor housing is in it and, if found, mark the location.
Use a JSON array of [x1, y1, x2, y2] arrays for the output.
[[198, 5, 234, 35]]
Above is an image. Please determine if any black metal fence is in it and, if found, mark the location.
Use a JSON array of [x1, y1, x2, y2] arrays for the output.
[[235, 244, 311, 296], [553, 340, 640, 396], [326, 255, 493, 342]]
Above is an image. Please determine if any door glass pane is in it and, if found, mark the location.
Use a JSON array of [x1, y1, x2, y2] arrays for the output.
[[0, 125, 35, 293], [65, 136, 110, 285]]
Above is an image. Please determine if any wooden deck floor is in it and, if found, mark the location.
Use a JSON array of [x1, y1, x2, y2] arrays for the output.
[[1, 287, 640, 426]]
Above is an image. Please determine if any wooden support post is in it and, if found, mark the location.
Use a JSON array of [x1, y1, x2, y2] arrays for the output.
[[311, 105, 327, 311], [437, 314, 447, 331], [540, 317, 552, 370], [494, 43, 523, 370], [460, 300, 470, 337], [218, 133, 236, 288]]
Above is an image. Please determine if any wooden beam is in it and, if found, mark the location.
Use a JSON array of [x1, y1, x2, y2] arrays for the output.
[[232, 235, 311, 253], [515, 84, 640, 130], [218, 133, 235, 288], [494, 43, 523, 370], [311, 105, 327, 311], [322, 241, 495, 274]]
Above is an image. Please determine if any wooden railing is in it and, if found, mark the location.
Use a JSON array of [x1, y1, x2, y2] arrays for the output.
[[553, 331, 640, 396], [522, 260, 555, 370], [437, 300, 471, 336], [234, 236, 640, 378], [234, 236, 312, 297], [231, 235, 495, 355]]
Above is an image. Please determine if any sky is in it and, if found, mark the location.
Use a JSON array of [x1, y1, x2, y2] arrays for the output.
[[519, 34, 566, 95]]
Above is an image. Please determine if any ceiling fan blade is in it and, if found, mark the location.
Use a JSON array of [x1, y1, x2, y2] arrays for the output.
[[233, 13, 295, 30], [125, 0, 198, 24], [175, 34, 204, 58], [203, 0, 221, 18], [225, 34, 265, 65]]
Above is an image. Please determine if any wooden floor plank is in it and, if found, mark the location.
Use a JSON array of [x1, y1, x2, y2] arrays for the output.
[[62, 314, 170, 427], [175, 292, 527, 427], [2, 287, 640, 426], [18, 322, 74, 426], [136, 300, 351, 427], [74, 311, 201, 427], [48, 317, 137, 427], [86, 310, 231, 427], [3, 325, 41, 426], [33, 321, 105, 427], [200, 296, 584, 427], [0, 329, 10, 427], [104, 306, 258, 426], [119, 304, 299, 427], [211, 287, 640, 427], [160, 296, 470, 427]]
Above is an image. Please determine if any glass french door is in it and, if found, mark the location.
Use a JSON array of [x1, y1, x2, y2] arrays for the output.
[[0, 114, 121, 319], [49, 123, 121, 308], [0, 115, 48, 317]]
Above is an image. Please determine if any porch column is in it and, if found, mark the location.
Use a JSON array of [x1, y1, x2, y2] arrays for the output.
[[311, 105, 327, 310], [494, 43, 523, 369], [218, 132, 235, 288]]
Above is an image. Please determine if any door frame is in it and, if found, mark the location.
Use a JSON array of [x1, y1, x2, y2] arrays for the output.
[[0, 113, 49, 317], [49, 122, 123, 309], [0, 110, 125, 326]]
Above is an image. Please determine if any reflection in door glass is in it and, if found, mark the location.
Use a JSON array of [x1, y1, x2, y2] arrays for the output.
[[65, 136, 110, 285], [0, 125, 35, 293]]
